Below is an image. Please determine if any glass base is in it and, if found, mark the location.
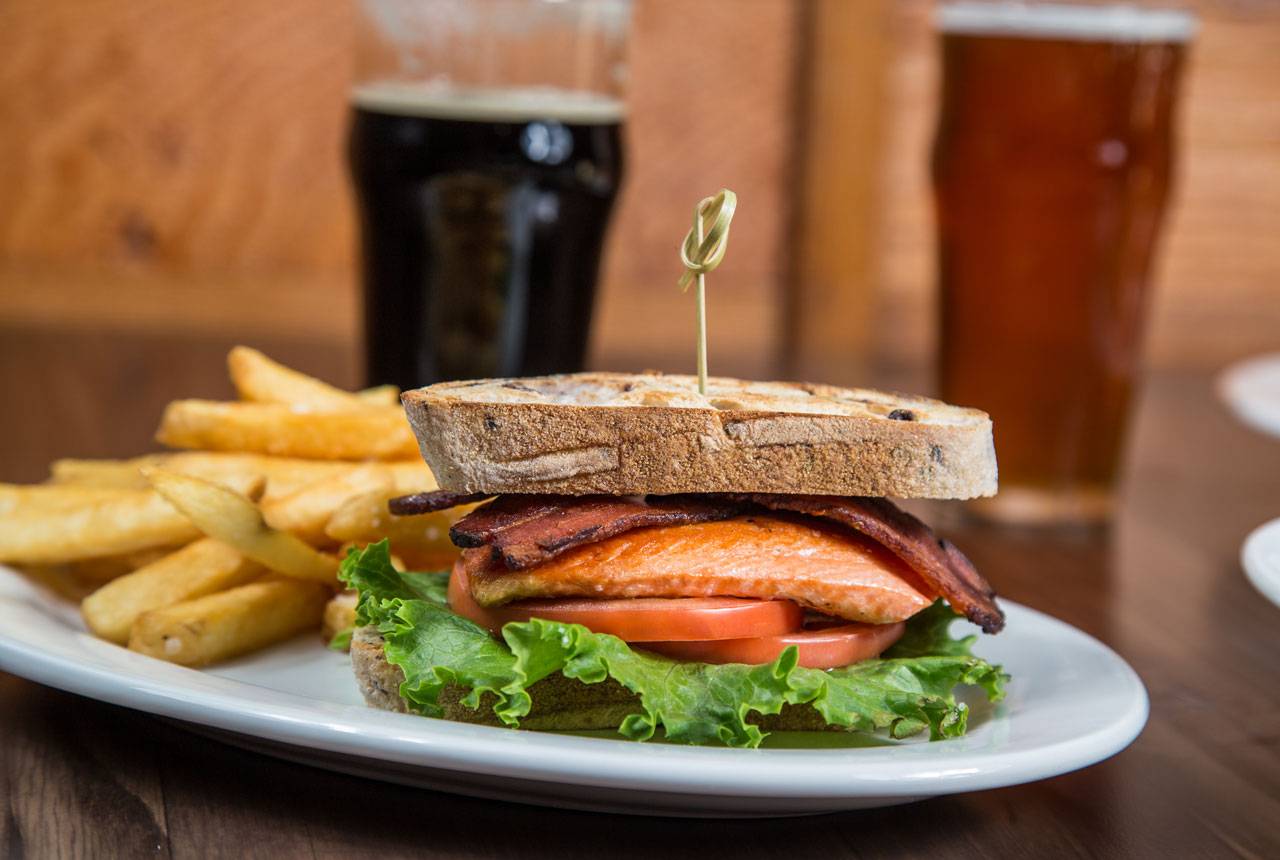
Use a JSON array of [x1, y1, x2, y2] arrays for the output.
[[963, 485, 1114, 527]]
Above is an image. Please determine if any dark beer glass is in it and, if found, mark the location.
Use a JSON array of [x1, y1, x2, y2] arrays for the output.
[[349, 1, 630, 389], [933, 3, 1194, 524]]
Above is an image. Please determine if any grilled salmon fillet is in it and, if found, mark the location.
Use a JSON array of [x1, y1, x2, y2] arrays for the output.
[[466, 515, 936, 625]]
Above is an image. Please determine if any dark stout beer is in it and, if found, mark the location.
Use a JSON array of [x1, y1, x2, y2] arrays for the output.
[[349, 85, 624, 389], [933, 5, 1192, 522]]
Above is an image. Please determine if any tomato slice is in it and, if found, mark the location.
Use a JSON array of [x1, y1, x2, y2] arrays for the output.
[[641, 621, 906, 669], [448, 561, 804, 642]]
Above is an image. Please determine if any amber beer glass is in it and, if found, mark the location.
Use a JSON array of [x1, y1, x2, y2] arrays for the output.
[[933, 3, 1194, 523]]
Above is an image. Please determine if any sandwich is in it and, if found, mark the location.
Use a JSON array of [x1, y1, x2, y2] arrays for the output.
[[342, 372, 1007, 748]]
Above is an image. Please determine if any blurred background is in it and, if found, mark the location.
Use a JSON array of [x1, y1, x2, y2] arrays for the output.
[[0, 0, 1277, 483]]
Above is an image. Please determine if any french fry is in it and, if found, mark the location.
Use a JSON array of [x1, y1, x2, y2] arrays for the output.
[[156, 400, 420, 461], [261, 466, 392, 545], [81, 538, 261, 644], [321, 590, 358, 646], [326, 490, 468, 569], [0, 474, 263, 564], [46, 456, 167, 489], [0, 483, 145, 513], [54, 452, 382, 502], [145, 468, 339, 584], [60, 546, 181, 584], [229, 346, 369, 411], [128, 578, 328, 666], [385, 460, 437, 495], [18, 548, 180, 602], [356, 384, 401, 406]]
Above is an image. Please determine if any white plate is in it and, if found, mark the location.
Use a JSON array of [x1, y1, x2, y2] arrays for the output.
[[1242, 517, 1280, 609], [1219, 353, 1280, 437], [0, 565, 1147, 817]]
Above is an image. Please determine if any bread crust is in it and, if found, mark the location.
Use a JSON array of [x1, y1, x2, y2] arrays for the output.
[[402, 373, 997, 499]]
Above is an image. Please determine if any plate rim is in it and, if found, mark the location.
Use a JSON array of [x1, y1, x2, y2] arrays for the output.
[[0, 567, 1148, 800]]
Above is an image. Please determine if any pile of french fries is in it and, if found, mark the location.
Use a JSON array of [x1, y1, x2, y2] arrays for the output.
[[0, 347, 470, 667]]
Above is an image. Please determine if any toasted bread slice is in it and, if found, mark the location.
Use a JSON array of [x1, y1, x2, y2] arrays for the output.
[[401, 372, 996, 499]]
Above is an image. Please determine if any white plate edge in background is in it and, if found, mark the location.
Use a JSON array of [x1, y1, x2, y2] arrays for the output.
[[1242, 517, 1280, 609], [1218, 353, 1280, 438]]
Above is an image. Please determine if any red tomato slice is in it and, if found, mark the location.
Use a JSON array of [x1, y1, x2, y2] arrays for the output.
[[641, 621, 906, 669], [448, 561, 804, 642]]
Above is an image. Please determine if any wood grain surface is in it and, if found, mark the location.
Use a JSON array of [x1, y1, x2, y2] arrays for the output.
[[2, 335, 1279, 858]]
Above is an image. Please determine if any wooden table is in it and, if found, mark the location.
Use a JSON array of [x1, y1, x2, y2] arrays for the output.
[[2, 329, 1278, 858]]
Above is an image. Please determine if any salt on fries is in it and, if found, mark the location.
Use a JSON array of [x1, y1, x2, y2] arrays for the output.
[[0, 347, 456, 668]]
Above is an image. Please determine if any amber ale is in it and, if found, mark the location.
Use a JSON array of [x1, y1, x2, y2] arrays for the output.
[[349, 85, 624, 389], [933, 4, 1193, 522]]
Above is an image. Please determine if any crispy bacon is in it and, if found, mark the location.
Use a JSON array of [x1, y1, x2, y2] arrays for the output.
[[724, 494, 1004, 634], [388, 490, 489, 516], [451, 495, 746, 568]]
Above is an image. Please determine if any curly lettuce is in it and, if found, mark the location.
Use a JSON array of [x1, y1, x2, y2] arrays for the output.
[[342, 541, 1007, 748]]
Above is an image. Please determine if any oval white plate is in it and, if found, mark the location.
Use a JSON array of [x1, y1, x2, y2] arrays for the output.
[[1219, 353, 1280, 438], [0, 565, 1147, 817], [1242, 517, 1280, 609]]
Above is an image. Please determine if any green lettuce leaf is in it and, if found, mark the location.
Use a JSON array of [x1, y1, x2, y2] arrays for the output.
[[341, 541, 1008, 748]]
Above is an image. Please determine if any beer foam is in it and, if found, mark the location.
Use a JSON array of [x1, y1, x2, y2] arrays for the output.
[[937, 3, 1197, 43], [352, 82, 625, 124]]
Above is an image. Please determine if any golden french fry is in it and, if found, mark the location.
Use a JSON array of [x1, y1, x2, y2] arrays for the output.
[[0, 474, 263, 564], [356, 384, 401, 406], [19, 547, 181, 602], [46, 456, 168, 489], [52, 452, 382, 502], [81, 538, 261, 644], [321, 590, 358, 646], [145, 468, 339, 584], [228, 346, 368, 411], [128, 578, 328, 666], [385, 460, 437, 495], [0, 483, 145, 513], [20, 565, 100, 602], [261, 466, 393, 545], [326, 491, 469, 570], [156, 400, 420, 461], [64, 546, 182, 584]]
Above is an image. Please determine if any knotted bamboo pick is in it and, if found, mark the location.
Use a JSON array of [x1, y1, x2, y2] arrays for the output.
[[678, 189, 737, 396]]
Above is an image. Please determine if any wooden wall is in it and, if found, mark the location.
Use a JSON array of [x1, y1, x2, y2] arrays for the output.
[[0, 0, 1275, 387], [0, 0, 798, 380]]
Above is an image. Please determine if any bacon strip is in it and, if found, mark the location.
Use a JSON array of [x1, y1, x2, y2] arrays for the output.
[[388, 490, 489, 516], [725, 494, 1004, 633], [452, 495, 746, 568]]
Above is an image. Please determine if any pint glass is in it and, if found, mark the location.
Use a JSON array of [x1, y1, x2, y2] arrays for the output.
[[933, 3, 1194, 524], [350, 0, 630, 389]]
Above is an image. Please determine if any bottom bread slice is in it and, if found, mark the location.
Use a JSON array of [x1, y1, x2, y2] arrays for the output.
[[351, 626, 845, 734]]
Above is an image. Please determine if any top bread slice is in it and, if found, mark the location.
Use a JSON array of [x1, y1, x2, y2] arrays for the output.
[[401, 372, 997, 499]]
